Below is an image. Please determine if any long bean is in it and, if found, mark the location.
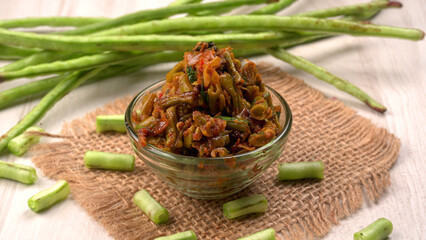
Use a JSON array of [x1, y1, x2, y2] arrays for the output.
[[223, 194, 268, 219], [133, 189, 169, 224], [84, 151, 135, 171], [0, 67, 104, 154], [0, 31, 291, 53], [96, 115, 126, 133], [0, 52, 143, 80], [0, 51, 185, 109], [59, 0, 269, 36], [0, 17, 108, 29], [238, 228, 276, 240], [295, 1, 402, 18], [168, 0, 202, 7], [0, 45, 39, 60], [92, 15, 424, 41], [0, 51, 80, 73], [266, 48, 387, 112], [250, 0, 296, 15], [277, 161, 324, 180]]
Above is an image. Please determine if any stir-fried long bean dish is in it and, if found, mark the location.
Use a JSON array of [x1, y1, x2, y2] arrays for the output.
[[133, 42, 282, 157]]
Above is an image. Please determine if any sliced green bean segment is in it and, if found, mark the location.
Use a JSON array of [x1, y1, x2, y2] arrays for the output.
[[354, 218, 393, 240], [84, 151, 135, 171], [266, 48, 387, 113], [278, 161, 324, 180], [215, 116, 250, 133], [0, 68, 104, 154], [154, 230, 197, 240], [93, 15, 424, 41], [96, 115, 126, 133], [60, 0, 268, 35], [133, 189, 169, 224], [223, 194, 268, 219], [0, 160, 37, 184], [238, 228, 276, 240], [0, 17, 108, 29], [7, 126, 44, 156], [28, 180, 70, 212]]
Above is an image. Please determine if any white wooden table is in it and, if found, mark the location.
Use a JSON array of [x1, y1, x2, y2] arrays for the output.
[[1, 1, 425, 239]]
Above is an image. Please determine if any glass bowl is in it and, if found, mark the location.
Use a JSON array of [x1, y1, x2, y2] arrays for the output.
[[125, 80, 292, 199]]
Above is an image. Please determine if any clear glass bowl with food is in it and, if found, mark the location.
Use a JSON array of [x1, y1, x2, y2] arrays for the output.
[[125, 42, 292, 199]]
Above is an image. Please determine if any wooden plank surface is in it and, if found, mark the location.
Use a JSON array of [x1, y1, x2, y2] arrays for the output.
[[0, 0, 425, 239]]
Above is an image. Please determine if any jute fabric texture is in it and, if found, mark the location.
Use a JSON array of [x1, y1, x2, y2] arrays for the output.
[[32, 63, 400, 240]]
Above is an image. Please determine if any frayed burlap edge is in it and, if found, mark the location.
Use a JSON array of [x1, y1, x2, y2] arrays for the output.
[[32, 63, 400, 240]]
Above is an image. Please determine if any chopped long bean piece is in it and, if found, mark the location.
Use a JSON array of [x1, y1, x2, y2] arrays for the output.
[[93, 15, 424, 41], [278, 161, 324, 180], [0, 44, 39, 60], [84, 151, 135, 171], [28, 180, 70, 212], [0, 16, 108, 29], [7, 126, 44, 156], [295, 1, 401, 18], [238, 228, 276, 240], [223, 194, 268, 219], [133, 189, 169, 224], [250, 0, 296, 15], [354, 218, 393, 240], [215, 116, 250, 133], [0, 67, 104, 154], [96, 115, 126, 133], [266, 48, 387, 112], [0, 30, 290, 53], [154, 230, 197, 240], [0, 160, 37, 184], [59, 0, 269, 35]]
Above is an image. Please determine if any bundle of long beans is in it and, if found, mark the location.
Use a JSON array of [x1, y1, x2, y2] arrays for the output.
[[0, 0, 424, 154]]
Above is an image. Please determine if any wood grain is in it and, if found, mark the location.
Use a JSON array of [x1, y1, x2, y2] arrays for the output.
[[1, 0, 425, 239]]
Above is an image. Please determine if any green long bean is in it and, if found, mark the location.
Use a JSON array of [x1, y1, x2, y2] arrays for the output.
[[0, 45, 39, 60], [0, 16, 108, 29], [0, 51, 185, 109], [168, 0, 202, 7], [0, 52, 143, 80], [7, 126, 44, 156], [295, 1, 402, 18], [0, 51, 80, 73], [59, 0, 269, 36], [250, 0, 296, 15], [266, 48, 387, 112], [0, 31, 290, 53], [0, 67, 104, 154], [92, 15, 424, 41]]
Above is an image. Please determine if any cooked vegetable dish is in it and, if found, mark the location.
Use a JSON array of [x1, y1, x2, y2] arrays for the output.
[[133, 42, 282, 157]]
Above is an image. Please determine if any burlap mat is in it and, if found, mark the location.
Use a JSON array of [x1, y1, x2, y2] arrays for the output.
[[32, 63, 400, 240]]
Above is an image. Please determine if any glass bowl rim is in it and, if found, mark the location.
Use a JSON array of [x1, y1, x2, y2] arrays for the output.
[[125, 80, 292, 164]]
